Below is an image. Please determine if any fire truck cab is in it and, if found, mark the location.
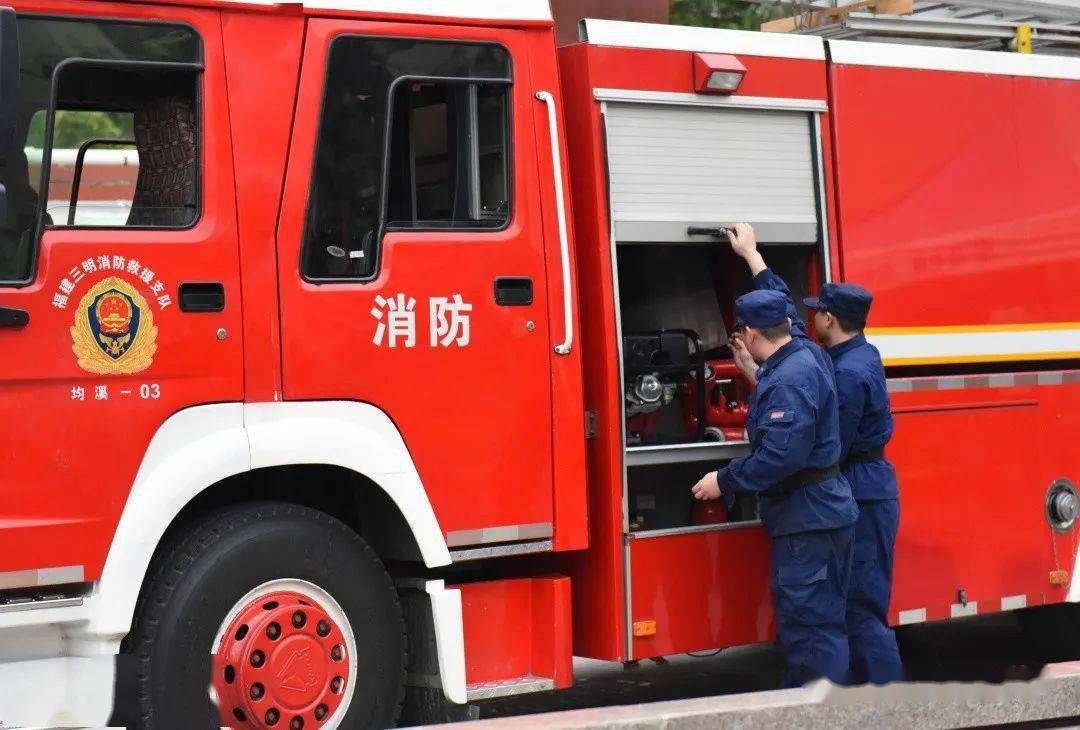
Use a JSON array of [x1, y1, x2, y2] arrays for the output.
[[0, 0, 1079, 727]]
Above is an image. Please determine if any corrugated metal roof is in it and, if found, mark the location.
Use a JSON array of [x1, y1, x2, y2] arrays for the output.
[[763, 0, 1080, 55]]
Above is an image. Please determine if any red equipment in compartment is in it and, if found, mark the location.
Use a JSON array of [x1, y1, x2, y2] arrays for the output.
[[626, 410, 662, 442], [682, 359, 750, 442], [692, 499, 729, 526]]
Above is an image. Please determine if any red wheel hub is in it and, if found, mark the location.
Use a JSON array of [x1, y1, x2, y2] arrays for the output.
[[212, 591, 351, 728]]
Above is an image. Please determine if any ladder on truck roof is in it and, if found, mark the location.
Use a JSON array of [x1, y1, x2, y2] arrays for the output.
[[749, 0, 1080, 55]]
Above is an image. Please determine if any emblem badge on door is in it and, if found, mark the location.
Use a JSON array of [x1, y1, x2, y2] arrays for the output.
[[71, 276, 158, 375]]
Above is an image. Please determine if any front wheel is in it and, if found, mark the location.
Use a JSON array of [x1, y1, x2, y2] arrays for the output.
[[128, 502, 406, 729]]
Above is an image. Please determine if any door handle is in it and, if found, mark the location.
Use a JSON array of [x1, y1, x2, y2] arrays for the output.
[[0, 305, 28, 327], [536, 90, 574, 356], [178, 282, 225, 312], [494, 277, 533, 306]]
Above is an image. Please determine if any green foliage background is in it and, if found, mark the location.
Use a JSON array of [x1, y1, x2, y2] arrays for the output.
[[25, 110, 134, 150], [671, 0, 792, 30]]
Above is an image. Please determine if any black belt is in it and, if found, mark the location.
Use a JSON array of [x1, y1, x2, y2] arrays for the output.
[[768, 464, 840, 497], [843, 447, 885, 468]]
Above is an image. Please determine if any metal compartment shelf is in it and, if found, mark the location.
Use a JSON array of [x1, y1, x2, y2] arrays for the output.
[[626, 519, 762, 539], [626, 440, 750, 467]]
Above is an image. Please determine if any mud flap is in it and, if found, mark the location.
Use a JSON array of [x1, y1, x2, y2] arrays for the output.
[[399, 581, 479, 725]]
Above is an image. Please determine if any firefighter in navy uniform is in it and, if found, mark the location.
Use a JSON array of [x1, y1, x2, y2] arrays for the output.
[[691, 288, 858, 688], [804, 283, 905, 685]]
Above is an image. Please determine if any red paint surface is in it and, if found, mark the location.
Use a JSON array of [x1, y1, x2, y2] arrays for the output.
[[571, 45, 827, 100], [558, 42, 629, 661], [0, 0, 241, 578], [888, 385, 1078, 619], [222, 8, 305, 403], [524, 28, 591, 553], [631, 529, 774, 657], [829, 64, 1080, 327], [0, 0, 590, 587], [456, 577, 573, 687], [275, 19, 588, 542]]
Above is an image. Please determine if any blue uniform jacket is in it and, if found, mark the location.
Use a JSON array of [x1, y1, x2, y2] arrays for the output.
[[717, 339, 858, 537], [827, 333, 899, 501], [753, 268, 834, 381]]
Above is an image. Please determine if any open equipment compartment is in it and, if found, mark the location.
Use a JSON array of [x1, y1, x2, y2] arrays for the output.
[[597, 88, 835, 659], [600, 90, 832, 537], [558, 26, 839, 662]]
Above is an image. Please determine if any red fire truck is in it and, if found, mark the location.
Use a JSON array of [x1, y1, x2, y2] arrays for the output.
[[0, 0, 1079, 726]]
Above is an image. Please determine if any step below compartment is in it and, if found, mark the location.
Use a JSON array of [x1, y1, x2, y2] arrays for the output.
[[453, 576, 573, 700], [629, 528, 773, 658]]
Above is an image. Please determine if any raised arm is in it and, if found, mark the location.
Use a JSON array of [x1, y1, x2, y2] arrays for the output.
[[726, 223, 810, 340], [726, 222, 768, 277]]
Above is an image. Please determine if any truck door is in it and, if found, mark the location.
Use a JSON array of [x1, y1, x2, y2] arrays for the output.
[[0, 8, 242, 584], [276, 20, 556, 547]]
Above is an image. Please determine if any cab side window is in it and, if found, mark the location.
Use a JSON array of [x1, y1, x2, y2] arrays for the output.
[[26, 109, 137, 227], [43, 64, 199, 229], [0, 15, 201, 284], [386, 81, 510, 230], [302, 38, 512, 282]]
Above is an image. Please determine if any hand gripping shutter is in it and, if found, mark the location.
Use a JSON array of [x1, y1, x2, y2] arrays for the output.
[[603, 103, 819, 244]]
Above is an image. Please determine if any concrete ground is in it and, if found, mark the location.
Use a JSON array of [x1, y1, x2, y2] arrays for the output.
[[480, 647, 782, 719], [478, 611, 1041, 720]]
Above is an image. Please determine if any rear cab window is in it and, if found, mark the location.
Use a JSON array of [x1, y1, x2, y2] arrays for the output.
[[0, 15, 201, 285]]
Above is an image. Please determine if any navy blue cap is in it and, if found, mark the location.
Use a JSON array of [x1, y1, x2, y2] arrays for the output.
[[735, 289, 789, 329], [804, 282, 873, 328]]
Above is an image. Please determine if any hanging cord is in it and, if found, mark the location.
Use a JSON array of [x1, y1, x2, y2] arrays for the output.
[[1050, 520, 1061, 574]]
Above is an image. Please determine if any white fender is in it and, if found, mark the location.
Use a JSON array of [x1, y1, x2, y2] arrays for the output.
[[244, 400, 450, 567], [424, 579, 467, 704], [80, 401, 451, 645]]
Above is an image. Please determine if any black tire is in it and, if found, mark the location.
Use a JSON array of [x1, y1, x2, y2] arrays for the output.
[[128, 502, 406, 729], [398, 588, 479, 726]]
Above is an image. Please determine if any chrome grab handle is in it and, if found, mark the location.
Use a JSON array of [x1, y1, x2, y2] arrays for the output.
[[535, 90, 574, 356]]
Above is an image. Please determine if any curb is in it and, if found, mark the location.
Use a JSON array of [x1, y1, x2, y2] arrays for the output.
[[424, 662, 1080, 729]]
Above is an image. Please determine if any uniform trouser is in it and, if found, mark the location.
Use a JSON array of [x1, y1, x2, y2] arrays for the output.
[[846, 497, 904, 684], [770, 524, 855, 688]]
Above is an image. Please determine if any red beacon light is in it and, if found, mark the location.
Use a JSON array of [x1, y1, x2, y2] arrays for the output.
[[693, 52, 747, 94]]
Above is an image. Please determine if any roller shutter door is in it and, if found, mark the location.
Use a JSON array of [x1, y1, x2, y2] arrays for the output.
[[603, 102, 819, 244]]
